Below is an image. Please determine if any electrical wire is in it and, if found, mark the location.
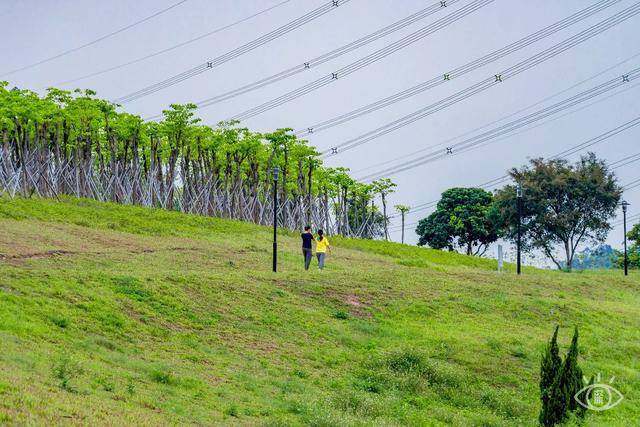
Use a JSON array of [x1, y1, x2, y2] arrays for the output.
[[623, 177, 640, 190], [355, 50, 640, 177], [612, 212, 640, 226], [49, 0, 294, 88], [295, 0, 622, 138], [113, 0, 352, 104], [387, 116, 640, 226], [227, 0, 494, 122], [610, 151, 640, 168], [143, 0, 459, 120], [323, 2, 640, 159], [361, 73, 640, 182], [1, 0, 189, 77]]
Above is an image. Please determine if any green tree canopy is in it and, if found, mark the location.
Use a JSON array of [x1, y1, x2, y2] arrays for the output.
[[614, 222, 640, 269], [416, 187, 501, 256], [629, 222, 640, 244], [494, 153, 622, 270], [0, 84, 390, 238]]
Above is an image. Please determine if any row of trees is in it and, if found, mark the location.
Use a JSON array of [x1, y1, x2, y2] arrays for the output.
[[416, 154, 626, 270], [0, 83, 397, 238]]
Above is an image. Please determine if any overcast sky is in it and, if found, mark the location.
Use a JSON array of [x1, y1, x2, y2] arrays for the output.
[[2, 0, 639, 258]]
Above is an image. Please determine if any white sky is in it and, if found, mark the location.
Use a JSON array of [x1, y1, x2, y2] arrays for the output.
[[2, 0, 638, 258]]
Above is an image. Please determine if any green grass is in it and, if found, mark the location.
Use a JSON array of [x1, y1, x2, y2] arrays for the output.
[[0, 196, 638, 425]]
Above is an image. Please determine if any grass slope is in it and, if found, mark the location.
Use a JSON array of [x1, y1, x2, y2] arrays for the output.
[[0, 196, 638, 426]]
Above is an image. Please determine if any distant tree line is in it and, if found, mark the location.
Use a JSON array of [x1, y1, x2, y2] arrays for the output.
[[0, 83, 395, 238], [416, 154, 625, 271]]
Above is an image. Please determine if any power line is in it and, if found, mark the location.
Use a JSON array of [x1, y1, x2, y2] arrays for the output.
[[612, 212, 640, 226], [387, 116, 640, 227], [295, 0, 622, 138], [448, 79, 640, 160], [361, 72, 640, 182], [386, 86, 640, 214], [114, 0, 352, 104], [1, 0, 189, 77], [49, 0, 294, 88], [391, 160, 639, 228], [227, 0, 494, 122], [623, 177, 640, 190], [324, 2, 640, 159], [143, 0, 458, 120], [610, 151, 640, 168]]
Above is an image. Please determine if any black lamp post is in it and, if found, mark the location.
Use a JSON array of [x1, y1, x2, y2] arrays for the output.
[[622, 200, 629, 276], [516, 184, 523, 275], [272, 167, 280, 273]]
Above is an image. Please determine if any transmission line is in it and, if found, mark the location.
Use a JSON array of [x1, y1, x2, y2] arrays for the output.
[[612, 212, 640, 226], [610, 151, 640, 168], [623, 177, 640, 190], [295, 0, 621, 138], [142, 0, 459, 120], [323, 2, 640, 159], [360, 70, 640, 182], [114, 0, 352, 104], [1, 0, 189, 77], [355, 49, 640, 176], [50, 0, 293, 88], [387, 116, 640, 226], [227, 0, 494, 122]]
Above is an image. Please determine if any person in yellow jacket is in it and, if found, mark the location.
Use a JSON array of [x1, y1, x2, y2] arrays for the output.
[[315, 229, 330, 270]]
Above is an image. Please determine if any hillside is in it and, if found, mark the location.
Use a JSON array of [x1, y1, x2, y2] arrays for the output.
[[0, 197, 638, 426]]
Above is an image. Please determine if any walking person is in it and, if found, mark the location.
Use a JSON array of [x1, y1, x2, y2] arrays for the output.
[[315, 229, 330, 270], [301, 225, 314, 271]]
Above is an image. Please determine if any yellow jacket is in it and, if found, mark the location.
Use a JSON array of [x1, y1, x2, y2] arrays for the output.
[[316, 237, 330, 253]]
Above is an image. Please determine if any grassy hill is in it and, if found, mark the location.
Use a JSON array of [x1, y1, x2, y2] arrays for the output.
[[0, 196, 638, 426]]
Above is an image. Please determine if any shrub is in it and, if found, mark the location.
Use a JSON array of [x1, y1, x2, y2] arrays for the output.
[[53, 356, 82, 391], [539, 326, 584, 426], [539, 326, 561, 418], [50, 316, 69, 328], [333, 310, 349, 320], [150, 369, 175, 385], [224, 404, 240, 417]]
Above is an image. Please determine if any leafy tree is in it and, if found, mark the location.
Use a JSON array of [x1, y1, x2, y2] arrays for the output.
[[371, 178, 396, 241], [416, 187, 501, 255], [494, 154, 621, 271], [613, 245, 640, 269], [0, 84, 392, 238], [394, 204, 410, 244], [615, 222, 640, 269], [629, 222, 640, 243]]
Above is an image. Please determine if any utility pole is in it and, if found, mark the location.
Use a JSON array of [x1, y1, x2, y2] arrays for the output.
[[516, 184, 523, 275], [272, 167, 280, 273], [622, 200, 629, 276]]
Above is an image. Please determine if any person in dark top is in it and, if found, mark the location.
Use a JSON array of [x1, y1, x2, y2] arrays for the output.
[[301, 225, 314, 270]]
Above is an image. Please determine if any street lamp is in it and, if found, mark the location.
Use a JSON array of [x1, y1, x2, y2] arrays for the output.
[[622, 200, 629, 276], [272, 167, 280, 273], [516, 184, 523, 275]]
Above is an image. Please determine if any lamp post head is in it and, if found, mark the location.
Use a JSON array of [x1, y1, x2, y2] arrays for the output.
[[516, 184, 523, 199], [622, 200, 629, 213], [272, 166, 280, 181]]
